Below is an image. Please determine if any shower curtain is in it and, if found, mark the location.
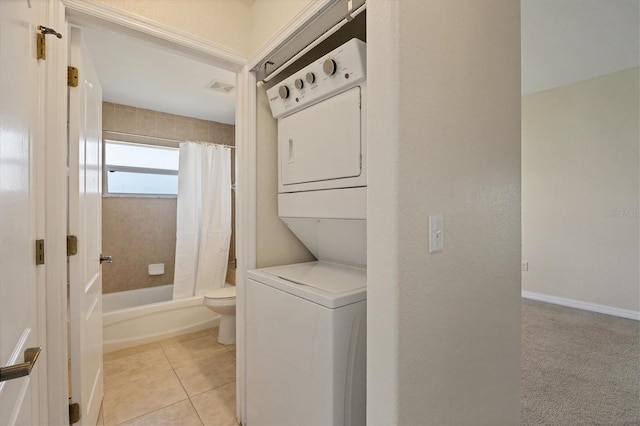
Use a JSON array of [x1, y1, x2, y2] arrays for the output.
[[173, 142, 232, 299]]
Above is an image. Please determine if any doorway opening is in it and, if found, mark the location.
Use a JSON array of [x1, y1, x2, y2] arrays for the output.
[[66, 22, 241, 425]]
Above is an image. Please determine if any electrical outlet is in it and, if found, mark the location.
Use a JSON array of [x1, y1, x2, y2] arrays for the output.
[[522, 262, 529, 272]]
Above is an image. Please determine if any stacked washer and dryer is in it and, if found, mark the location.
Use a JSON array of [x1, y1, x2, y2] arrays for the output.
[[246, 39, 367, 425]]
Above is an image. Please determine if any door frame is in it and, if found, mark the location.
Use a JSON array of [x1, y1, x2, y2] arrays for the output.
[[42, 1, 70, 424], [46, 1, 246, 424]]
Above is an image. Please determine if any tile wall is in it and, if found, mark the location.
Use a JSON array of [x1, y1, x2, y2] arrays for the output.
[[102, 102, 236, 294]]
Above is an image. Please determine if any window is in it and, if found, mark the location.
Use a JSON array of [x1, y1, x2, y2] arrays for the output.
[[104, 141, 179, 196]]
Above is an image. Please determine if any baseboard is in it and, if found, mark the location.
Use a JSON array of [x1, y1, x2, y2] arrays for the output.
[[522, 291, 640, 321]]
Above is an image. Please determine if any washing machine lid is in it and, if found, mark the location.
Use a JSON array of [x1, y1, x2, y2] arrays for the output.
[[248, 261, 366, 308]]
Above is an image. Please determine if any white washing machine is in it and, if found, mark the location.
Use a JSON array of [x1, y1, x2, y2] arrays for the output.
[[246, 262, 366, 426], [247, 38, 367, 425]]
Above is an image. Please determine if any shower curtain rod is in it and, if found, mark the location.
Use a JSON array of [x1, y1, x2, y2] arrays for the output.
[[104, 130, 236, 149]]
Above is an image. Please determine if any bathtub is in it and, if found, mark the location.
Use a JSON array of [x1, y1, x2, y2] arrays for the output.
[[103, 284, 219, 353]]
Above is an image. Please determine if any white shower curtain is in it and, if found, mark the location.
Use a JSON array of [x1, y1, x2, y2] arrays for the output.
[[173, 142, 232, 299]]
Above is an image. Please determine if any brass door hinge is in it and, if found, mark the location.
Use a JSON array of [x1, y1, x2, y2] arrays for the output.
[[35, 239, 45, 265], [67, 235, 78, 256], [36, 26, 62, 60], [36, 33, 46, 60], [67, 67, 78, 87], [69, 402, 80, 424]]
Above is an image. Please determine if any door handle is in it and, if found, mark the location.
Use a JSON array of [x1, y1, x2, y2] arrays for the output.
[[0, 347, 41, 382], [100, 255, 113, 264]]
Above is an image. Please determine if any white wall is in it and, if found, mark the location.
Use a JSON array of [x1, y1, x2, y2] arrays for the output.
[[522, 67, 640, 314], [93, 0, 252, 54], [367, 1, 522, 424]]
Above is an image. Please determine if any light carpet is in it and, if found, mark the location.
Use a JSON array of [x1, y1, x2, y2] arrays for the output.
[[522, 298, 640, 425]]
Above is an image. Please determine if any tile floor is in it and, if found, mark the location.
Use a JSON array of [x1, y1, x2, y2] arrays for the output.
[[98, 328, 237, 426]]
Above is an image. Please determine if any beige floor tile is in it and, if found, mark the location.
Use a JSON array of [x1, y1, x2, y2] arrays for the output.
[[102, 370, 187, 425], [104, 348, 172, 389], [190, 382, 237, 426], [174, 351, 236, 397], [120, 400, 203, 426], [104, 342, 161, 362], [162, 335, 227, 369], [224, 344, 236, 352], [158, 330, 213, 348]]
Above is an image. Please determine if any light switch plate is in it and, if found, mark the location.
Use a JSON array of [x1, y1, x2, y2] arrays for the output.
[[429, 215, 443, 253]]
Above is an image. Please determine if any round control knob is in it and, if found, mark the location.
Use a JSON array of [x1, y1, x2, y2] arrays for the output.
[[294, 78, 304, 90], [306, 72, 316, 84], [278, 85, 290, 99], [323, 59, 337, 75]]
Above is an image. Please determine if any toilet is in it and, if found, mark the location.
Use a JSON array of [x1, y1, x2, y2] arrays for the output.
[[203, 286, 236, 344]]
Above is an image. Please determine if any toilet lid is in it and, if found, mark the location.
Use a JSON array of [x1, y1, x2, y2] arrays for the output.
[[205, 287, 236, 299]]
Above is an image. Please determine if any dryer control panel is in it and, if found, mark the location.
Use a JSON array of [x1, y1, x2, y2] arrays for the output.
[[267, 38, 366, 119]]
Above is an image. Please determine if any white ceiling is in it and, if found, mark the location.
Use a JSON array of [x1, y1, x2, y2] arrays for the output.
[[85, 1, 639, 114], [522, 0, 640, 95], [82, 27, 237, 124]]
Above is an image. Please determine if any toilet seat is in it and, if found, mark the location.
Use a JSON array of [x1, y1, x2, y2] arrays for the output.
[[205, 287, 236, 300]]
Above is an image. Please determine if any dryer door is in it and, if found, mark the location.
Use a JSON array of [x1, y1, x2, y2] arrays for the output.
[[278, 86, 361, 187]]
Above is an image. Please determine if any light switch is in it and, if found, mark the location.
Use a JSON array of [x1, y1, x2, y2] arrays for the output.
[[429, 215, 443, 253]]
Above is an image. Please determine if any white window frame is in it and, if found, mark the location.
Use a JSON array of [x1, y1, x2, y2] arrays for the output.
[[103, 140, 179, 198]]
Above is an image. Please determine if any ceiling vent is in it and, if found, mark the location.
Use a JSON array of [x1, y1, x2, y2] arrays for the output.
[[206, 80, 235, 94]]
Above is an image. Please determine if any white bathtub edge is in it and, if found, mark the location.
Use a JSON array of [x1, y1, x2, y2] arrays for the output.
[[103, 289, 223, 353], [104, 314, 221, 353], [103, 295, 206, 326]]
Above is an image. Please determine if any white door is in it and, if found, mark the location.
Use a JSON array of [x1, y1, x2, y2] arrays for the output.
[[68, 26, 104, 426], [0, 0, 46, 424]]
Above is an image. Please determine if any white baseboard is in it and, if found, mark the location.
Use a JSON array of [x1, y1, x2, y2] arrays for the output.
[[522, 291, 640, 321]]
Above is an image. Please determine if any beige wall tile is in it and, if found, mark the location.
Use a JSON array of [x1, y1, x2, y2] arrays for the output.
[[174, 117, 194, 140], [97, 403, 104, 426], [208, 121, 225, 143], [222, 124, 235, 146], [135, 108, 157, 136], [193, 119, 209, 141], [102, 102, 115, 131], [156, 112, 175, 139], [113, 103, 135, 112], [102, 198, 177, 294], [115, 106, 137, 133]]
